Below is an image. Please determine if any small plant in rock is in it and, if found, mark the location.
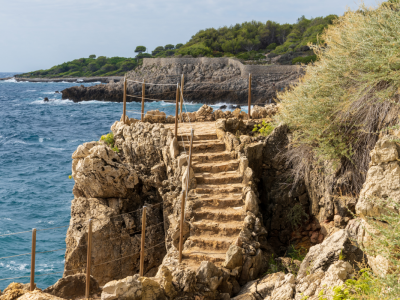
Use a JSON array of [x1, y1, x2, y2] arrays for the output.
[[287, 203, 309, 229], [288, 244, 307, 261], [252, 120, 275, 137], [100, 132, 119, 153], [68, 175, 72, 179]]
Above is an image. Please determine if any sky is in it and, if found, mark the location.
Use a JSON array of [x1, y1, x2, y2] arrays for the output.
[[0, 0, 379, 72]]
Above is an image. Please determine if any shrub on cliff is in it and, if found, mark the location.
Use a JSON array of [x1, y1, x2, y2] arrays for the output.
[[277, 1, 400, 192]]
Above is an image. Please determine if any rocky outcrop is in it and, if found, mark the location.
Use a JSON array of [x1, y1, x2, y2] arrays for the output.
[[233, 230, 360, 300], [62, 58, 301, 104], [65, 122, 176, 285], [43, 274, 100, 299]]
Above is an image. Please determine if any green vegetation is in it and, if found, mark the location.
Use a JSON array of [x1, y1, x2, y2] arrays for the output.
[[292, 55, 317, 65], [100, 133, 119, 152], [288, 245, 307, 261], [17, 55, 139, 78], [287, 203, 309, 229], [252, 120, 275, 136], [135, 46, 146, 54], [277, 1, 400, 192], [177, 15, 336, 61]]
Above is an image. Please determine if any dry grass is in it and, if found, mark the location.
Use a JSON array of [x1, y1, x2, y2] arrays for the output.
[[277, 1, 400, 193]]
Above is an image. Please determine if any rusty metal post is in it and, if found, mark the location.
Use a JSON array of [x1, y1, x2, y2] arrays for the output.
[[30, 228, 36, 291], [140, 206, 147, 276], [141, 80, 145, 122], [85, 219, 92, 299], [174, 84, 180, 137], [180, 74, 184, 122], [248, 73, 252, 119], [179, 190, 186, 263], [123, 77, 127, 124]]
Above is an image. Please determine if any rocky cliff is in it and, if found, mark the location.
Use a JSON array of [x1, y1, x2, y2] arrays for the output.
[[61, 58, 302, 104]]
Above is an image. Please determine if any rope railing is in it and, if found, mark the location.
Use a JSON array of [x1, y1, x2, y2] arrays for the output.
[[0, 202, 166, 294]]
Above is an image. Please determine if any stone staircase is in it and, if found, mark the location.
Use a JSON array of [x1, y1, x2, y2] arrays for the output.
[[177, 131, 245, 270]]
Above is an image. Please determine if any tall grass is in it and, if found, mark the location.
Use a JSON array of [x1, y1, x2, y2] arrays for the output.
[[277, 1, 400, 193]]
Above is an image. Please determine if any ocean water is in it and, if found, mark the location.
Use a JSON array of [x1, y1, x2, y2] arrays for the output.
[[0, 72, 226, 290]]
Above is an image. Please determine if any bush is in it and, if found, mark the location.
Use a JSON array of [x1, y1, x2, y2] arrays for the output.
[[101, 64, 116, 72], [252, 120, 275, 136], [277, 2, 400, 191], [292, 55, 317, 65], [100, 133, 119, 152], [177, 43, 212, 57], [266, 43, 277, 50]]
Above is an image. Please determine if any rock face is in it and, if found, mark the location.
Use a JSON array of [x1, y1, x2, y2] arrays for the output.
[[356, 135, 400, 217], [43, 274, 100, 299], [66, 122, 175, 285], [62, 58, 301, 104]]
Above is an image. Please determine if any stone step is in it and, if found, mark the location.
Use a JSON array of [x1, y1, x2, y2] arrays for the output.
[[182, 248, 226, 265], [177, 134, 218, 141], [192, 206, 245, 222], [195, 171, 243, 185], [193, 160, 239, 173], [186, 235, 235, 251], [191, 220, 243, 237], [192, 151, 235, 163], [178, 140, 225, 153], [194, 184, 243, 195], [190, 197, 244, 209]]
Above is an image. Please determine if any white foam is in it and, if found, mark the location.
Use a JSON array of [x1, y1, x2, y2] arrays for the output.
[[1, 261, 29, 271], [43, 92, 55, 94], [26, 89, 36, 92], [77, 79, 83, 82], [48, 147, 65, 151], [39, 138, 44, 143]]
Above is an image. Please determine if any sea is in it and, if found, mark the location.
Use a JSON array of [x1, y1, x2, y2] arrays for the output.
[[0, 72, 243, 290]]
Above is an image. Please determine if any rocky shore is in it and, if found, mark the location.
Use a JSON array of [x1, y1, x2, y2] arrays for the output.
[[61, 58, 302, 104], [1, 105, 397, 300]]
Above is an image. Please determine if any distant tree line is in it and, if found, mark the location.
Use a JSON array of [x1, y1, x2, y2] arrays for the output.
[[18, 14, 336, 78]]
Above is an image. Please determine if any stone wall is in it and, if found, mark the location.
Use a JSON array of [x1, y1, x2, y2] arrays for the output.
[[143, 57, 300, 78]]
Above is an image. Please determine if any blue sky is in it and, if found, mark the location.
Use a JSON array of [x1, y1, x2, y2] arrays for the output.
[[0, 0, 378, 72]]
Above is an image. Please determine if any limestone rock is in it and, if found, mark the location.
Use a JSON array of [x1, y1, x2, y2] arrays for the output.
[[101, 275, 142, 300], [144, 110, 166, 123], [245, 191, 259, 215], [43, 274, 100, 299], [169, 137, 179, 158], [222, 245, 244, 270], [157, 266, 177, 298], [297, 229, 364, 279], [17, 291, 66, 300], [356, 136, 400, 217], [138, 277, 166, 300]]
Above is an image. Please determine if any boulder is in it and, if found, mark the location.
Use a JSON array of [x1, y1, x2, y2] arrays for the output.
[[245, 191, 259, 215], [101, 275, 142, 300], [43, 273, 100, 299], [169, 137, 179, 158], [297, 229, 364, 279], [196, 261, 223, 291], [222, 245, 244, 270]]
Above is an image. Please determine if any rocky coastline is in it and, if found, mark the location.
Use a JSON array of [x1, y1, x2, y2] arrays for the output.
[[61, 58, 302, 104], [1, 105, 397, 300]]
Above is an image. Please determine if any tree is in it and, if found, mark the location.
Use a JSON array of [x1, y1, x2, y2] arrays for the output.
[[101, 64, 116, 72], [87, 63, 98, 72], [135, 46, 146, 54], [165, 44, 174, 50], [175, 43, 183, 49], [89, 54, 96, 59], [97, 56, 107, 66], [152, 46, 164, 56]]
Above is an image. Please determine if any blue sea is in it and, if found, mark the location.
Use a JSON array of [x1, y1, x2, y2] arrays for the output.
[[0, 72, 226, 290]]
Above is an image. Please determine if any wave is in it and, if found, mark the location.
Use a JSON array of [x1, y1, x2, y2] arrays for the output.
[[30, 99, 74, 105], [0, 261, 29, 271]]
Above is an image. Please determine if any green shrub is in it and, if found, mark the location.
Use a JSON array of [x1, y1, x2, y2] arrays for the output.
[[177, 43, 212, 57], [288, 245, 307, 261], [292, 55, 317, 65], [252, 120, 275, 136], [266, 43, 277, 50], [277, 2, 400, 191], [100, 132, 119, 152], [287, 203, 309, 229]]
